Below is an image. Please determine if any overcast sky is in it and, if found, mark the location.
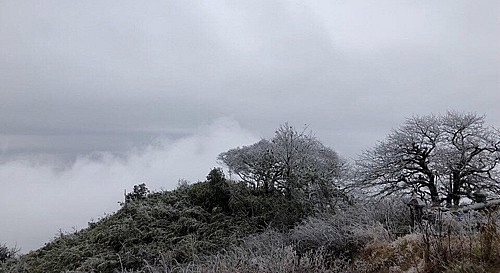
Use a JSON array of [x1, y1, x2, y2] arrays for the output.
[[1, 0, 499, 252]]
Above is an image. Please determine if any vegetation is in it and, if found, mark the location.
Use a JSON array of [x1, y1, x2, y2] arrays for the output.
[[0, 168, 321, 273], [0, 244, 18, 263], [1, 114, 500, 272], [218, 123, 347, 212], [354, 111, 500, 206]]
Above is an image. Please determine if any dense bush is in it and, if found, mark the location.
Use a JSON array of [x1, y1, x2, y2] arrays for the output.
[[366, 197, 413, 237], [168, 230, 348, 273], [288, 207, 388, 264], [137, 204, 390, 273]]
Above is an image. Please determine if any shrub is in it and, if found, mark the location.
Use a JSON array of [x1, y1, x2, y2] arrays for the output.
[[145, 230, 351, 273], [289, 206, 388, 264], [126, 183, 150, 202], [0, 243, 18, 262], [367, 197, 412, 237]]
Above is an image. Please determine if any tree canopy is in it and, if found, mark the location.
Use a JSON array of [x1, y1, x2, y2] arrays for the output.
[[218, 123, 346, 210], [355, 112, 500, 206]]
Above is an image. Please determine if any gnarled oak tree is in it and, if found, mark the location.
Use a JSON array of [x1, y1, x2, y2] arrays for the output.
[[355, 112, 500, 206]]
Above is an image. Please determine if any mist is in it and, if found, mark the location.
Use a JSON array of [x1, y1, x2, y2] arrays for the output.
[[0, 118, 257, 252]]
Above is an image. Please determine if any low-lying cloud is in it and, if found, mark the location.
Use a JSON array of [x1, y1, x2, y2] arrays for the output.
[[0, 118, 258, 253]]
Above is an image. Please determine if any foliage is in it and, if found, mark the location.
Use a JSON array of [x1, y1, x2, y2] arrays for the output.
[[162, 230, 352, 273], [354, 111, 500, 205], [5, 183, 500, 273], [135, 204, 392, 273], [125, 183, 150, 202], [362, 197, 413, 237], [288, 206, 389, 263], [128, 197, 412, 273], [0, 244, 17, 263], [355, 208, 500, 273], [219, 123, 347, 212]]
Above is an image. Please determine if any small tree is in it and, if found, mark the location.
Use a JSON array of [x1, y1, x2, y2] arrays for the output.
[[207, 167, 225, 185], [0, 243, 18, 262], [207, 168, 231, 212], [125, 183, 150, 202]]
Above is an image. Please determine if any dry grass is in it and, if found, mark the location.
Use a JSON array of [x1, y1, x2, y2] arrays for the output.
[[354, 210, 500, 273]]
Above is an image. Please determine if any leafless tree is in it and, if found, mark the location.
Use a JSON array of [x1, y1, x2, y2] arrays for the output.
[[440, 112, 500, 205], [355, 112, 500, 206], [355, 114, 443, 203]]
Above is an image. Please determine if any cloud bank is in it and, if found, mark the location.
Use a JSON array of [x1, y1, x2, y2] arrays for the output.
[[0, 118, 258, 252]]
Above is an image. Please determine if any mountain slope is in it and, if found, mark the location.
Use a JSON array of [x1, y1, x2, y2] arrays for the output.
[[4, 169, 307, 273]]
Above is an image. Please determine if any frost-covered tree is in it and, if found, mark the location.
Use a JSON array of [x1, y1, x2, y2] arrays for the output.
[[125, 183, 150, 202], [355, 112, 500, 206], [218, 123, 345, 209], [440, 112, 500, 205], [218, 139, 278, 193], [355, 114, 443, 203], [0, 243, 17, 262]]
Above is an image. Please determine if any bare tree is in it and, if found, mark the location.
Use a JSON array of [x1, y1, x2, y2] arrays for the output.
[[355, 114, 442, 204], [355, 112, 500, 206], [440, 112, 500, 205]]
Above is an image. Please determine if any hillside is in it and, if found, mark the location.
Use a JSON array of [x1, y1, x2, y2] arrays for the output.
[[0, 169, 311, 273], [2, 168, 500, 272]]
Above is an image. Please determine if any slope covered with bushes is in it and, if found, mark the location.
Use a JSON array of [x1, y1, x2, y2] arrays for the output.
[[1, 168, 314, 273], [3, 172, 500, 273]]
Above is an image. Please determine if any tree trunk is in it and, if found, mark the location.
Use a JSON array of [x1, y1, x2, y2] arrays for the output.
[[428, 183, 440, 206], [427, 174, 440, 206], [446, 172, 462, 206], [452, 172, 461, 206]]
